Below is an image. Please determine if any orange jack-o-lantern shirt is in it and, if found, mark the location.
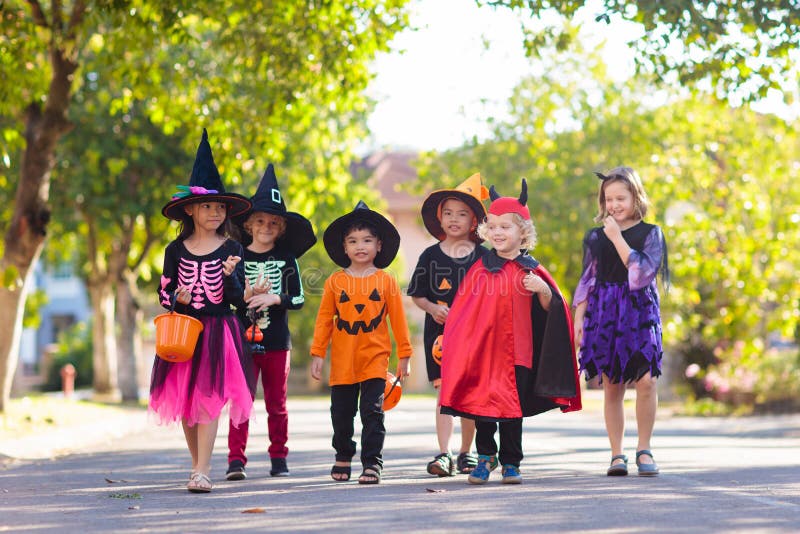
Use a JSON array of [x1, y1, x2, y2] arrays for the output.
[[310, 269, 412, 386]]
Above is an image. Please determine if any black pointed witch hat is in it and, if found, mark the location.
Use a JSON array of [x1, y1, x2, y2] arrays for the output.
[[162, 129, 251, 221], [323, 200, 401, 268], [237, 163, 317, 258]]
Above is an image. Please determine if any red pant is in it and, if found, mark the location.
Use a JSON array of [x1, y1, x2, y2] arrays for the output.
[[228, 350, 290, 464]]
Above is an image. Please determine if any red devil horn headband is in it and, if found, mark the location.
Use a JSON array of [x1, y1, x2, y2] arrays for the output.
[[487, 179, 530, 220]]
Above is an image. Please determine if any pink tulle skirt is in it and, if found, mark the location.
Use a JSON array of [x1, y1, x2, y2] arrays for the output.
[[149, 314, 254, 427]]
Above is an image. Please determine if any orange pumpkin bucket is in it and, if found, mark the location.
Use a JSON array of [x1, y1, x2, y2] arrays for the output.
[[383, 372, 402, 411], [154, 311, 203, 363], [432, 335, 443, 365]]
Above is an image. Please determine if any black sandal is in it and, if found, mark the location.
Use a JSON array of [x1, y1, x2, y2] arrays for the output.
[[456, 452, 478, 474], [358, 466, 381, 485], [427, 453, 455, 477], [330, 464, 351, 482]]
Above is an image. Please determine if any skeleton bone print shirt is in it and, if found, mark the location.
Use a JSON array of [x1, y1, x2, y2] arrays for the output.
[[158, 239, 245, 317], [234, 247, 305, 352]]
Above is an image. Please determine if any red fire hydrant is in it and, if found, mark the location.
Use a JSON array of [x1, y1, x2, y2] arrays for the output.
[[60, 363, 77, 399]]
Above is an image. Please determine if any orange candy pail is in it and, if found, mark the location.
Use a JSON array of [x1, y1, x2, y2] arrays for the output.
[[383, 372, 402, 411], [154, 311, 204, 363]]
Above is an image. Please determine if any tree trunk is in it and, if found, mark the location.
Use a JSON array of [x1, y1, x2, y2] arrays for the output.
[[0, 275, 37, 412], [0, 21, 80, 411], [0, 103, 72, 411], [87, 281, 120, 401], [116, 275, 142, 402]]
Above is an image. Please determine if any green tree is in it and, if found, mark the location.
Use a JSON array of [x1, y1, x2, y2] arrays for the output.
[[49, 95, 190, 401], [422, 43, 800, 403], [0, 0, 410, 411], [484, 0, 800, 102]]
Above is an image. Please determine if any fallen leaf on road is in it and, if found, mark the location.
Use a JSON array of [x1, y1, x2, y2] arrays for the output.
[[242, 508, 266, 514], [128, 506, 140, 510], [105, 478, 129, 484], [425, 488, 446, 493]]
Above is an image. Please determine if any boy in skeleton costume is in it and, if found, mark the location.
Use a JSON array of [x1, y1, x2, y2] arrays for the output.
[[226, 164, 316, 480]]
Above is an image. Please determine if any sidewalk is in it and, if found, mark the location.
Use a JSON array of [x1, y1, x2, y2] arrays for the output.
[[2, 395, 800, 532], [0, 389, 642, 462]]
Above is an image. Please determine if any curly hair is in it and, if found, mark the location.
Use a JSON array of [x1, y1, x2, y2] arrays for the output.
[[477, 213, 538, 250], [243, 212, 287, 238]]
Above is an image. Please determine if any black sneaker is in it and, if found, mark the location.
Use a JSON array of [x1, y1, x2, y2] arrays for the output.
[[226, 460, 247, 481], [270, 457, 289, 477]]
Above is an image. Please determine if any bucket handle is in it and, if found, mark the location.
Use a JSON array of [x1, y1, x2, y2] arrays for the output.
[[386, 374, 402, 398], [169, 290, 178, 313]]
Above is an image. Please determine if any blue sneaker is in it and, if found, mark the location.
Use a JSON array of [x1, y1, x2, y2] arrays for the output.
[[501, 464, 522, 484], [467, 455, 497, 485]]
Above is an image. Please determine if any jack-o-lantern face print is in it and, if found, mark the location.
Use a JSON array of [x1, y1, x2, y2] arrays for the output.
[[336, 288, 386, 335]]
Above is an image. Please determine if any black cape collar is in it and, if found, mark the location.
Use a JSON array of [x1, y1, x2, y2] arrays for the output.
[[482, 249, 540, 273]]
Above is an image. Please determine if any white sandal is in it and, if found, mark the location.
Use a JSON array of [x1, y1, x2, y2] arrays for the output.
[[187, 472, 212, 493]]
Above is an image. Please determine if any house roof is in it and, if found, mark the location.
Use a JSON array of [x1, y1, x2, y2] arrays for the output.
[[353, 151, 421, 212]]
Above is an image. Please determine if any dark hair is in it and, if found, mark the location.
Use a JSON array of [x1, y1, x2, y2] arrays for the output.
[[176, 206, 234, 241], [342, 219, 380, 241]]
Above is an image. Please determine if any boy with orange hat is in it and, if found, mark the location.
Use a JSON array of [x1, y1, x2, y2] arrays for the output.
[[440, 179, 582, 485], [408, 173, 489, 477]]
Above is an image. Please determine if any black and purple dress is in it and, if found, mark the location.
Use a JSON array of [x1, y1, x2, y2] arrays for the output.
[[573, 222, 668, 384], [150, 239, 255, 427]]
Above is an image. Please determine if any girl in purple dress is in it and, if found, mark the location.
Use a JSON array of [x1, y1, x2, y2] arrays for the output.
[[150, 129, 255, 493], [573, 166, 668, 477]]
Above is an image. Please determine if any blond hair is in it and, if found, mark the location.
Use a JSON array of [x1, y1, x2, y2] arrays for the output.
[[243, 212, 287, 238], [595, 166, 649, 223], [477, 213, 538, 250]]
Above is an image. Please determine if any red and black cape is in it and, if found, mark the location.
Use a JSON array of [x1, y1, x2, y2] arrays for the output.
[[440, 251, 581, 420]]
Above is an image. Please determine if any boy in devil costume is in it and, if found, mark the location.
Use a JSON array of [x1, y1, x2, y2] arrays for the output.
[[439, 179, 581, 485]]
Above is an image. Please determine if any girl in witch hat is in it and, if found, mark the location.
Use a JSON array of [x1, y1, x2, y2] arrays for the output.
[[225, 163, 317, 481], [407, 173, 489, 477], [439, 179, 581, 485], [150, 128, 255, 494], [309, 201, 412, 484]]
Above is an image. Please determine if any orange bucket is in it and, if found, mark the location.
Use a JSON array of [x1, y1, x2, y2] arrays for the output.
[[432, 335, 443, 365], [383, 372, 402, 411], [154, 311, 204, 363]]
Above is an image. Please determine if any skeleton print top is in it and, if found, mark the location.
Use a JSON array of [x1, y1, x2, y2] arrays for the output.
[[158, 239, 245, 317], [234, 246, 305, 351]]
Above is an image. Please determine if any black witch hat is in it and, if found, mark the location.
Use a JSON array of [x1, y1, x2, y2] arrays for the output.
[[237, 163, 317, 258], [162, 129, 251, 221], [323, 200, 401, 269]]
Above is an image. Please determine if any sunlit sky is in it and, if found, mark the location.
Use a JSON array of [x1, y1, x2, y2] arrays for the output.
[[363, 0, 797, 154], [363, 0, 634, 153]]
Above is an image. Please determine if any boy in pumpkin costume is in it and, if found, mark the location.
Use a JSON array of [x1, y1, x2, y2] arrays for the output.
[[310, 201, 412, 485]]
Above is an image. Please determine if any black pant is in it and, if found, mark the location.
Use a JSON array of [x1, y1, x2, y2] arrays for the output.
[[475, 418, 523, 468], [330, 378, 385, 469]]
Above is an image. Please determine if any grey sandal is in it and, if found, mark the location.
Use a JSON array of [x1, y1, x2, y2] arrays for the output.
[[636, 450, 659, 476], [607, 454, 628, 476]]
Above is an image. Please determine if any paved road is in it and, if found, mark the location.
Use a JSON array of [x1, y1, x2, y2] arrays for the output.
[[1, 396, 799, 532]]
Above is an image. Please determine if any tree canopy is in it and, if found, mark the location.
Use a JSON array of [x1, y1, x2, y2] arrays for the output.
[[481, 0, 800, 103], [418, 39, 800, 406], [0, 0, 411, 410]]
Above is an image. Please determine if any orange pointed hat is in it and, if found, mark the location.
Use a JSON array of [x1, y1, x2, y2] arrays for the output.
[[420, 173, 489, 242]]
